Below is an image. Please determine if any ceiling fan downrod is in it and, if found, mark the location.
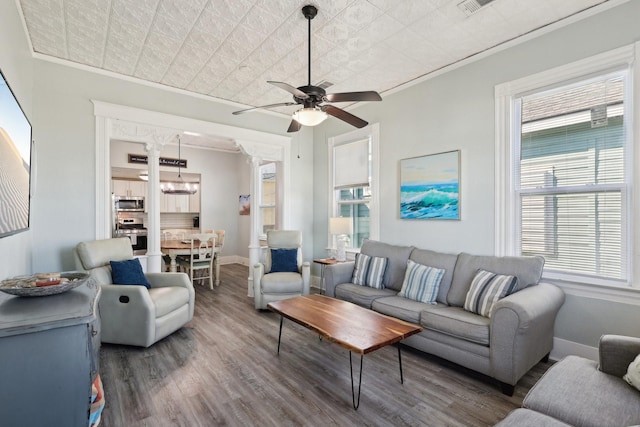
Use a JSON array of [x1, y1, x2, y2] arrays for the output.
[[302, 5, 317, 87]]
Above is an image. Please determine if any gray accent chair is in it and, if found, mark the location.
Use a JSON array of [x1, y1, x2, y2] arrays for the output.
[[324, 239, 565, 395], [496, 335, 640, 427], [74, 238, 195, 347], [253, 230, 310, 310]]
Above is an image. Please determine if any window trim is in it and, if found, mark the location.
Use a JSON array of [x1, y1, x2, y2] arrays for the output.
[[327, 123, 380, 253], [495, 43, 640, 298], [257, 161, 278, 239]]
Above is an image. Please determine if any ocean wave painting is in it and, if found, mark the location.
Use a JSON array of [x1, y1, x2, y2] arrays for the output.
[[400, 150, 460, 220]]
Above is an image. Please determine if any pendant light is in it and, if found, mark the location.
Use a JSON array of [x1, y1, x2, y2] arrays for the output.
[[161, 135, 197, 195]]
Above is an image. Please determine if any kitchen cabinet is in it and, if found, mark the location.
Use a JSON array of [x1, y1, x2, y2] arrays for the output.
[[160, 191, 200, 213], [0, 281, 101, 427], [112, 179, 147, 198], [189, 192, 200, 213]]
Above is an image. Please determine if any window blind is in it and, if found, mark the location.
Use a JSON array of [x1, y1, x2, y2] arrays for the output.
[[517, 73, 627, 282], [334, 138, 369, 189]]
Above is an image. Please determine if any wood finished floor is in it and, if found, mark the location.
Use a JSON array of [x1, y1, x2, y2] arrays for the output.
[[99, 264, 552, 427]]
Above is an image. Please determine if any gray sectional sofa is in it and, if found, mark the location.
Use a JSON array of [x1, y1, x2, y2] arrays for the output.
[[496, 335, 640, 427], [323, 239, 565, 395]]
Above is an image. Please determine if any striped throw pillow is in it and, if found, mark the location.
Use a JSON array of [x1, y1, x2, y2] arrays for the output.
[[351, 253, 371, 286], [464, 269, 518, 317], [366, 256, 388, 289], [398, 260, 445, 304]]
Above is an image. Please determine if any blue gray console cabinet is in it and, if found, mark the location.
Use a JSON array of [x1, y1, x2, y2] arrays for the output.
[[0, 280, 101, 427]]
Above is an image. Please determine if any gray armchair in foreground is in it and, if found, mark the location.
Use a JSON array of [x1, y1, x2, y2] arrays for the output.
[[74, 238, 194, 347]]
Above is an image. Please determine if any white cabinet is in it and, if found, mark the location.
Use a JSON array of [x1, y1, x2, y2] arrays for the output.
[[112, 179, 147, 198], [190, 192, 200, 213], [160, 189, 200, 213], [161, 193, 190, 213]]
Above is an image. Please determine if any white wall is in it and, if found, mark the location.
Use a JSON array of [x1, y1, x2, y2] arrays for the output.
[[313, 1, 640, 352], [0, 1, 34, 279]]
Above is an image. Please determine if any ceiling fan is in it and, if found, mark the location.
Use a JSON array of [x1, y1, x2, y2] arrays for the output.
[[232, 4, 382, 132]]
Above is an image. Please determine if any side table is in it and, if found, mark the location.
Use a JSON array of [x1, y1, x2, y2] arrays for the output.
[[313, 258, 345, 294]]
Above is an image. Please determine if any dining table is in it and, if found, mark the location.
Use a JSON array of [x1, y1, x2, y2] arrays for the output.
[[160, 239, 221, 286]]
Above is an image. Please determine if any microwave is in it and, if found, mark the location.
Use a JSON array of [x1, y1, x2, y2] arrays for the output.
[[115, 196, 145, 212]]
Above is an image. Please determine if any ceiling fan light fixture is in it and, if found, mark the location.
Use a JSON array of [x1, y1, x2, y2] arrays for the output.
[[292, 107, 327, 126]]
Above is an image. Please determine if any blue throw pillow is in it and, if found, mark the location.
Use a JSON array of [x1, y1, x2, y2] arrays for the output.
[[270, 248, 299, 273], [110, 258, 151, 289]]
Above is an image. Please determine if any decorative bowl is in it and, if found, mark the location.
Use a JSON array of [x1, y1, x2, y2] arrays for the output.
[[0, 271, 91, 297]]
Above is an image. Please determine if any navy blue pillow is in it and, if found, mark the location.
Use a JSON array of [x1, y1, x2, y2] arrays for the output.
[[110, 258, 151, 289], [270, 248, 299, 273]]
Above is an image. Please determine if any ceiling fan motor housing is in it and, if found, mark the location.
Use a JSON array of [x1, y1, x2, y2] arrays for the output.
[[302, 5, 318, 20]]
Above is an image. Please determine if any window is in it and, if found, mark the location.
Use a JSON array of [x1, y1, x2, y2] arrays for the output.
[[496, 46, 635, 288], [259, 162, 277, 236], [328, 124, 379, 250]]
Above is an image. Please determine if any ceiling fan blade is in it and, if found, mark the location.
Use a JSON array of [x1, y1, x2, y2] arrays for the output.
[[324, 91, 382, 103], [323, 105, 368, 128], [232, 102, 297, 115], [267, 81, 309, 99], [287, 119, 302, 133]]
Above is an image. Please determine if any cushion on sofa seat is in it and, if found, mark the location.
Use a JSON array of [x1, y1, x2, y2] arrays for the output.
[[261, 272, 304, 293], [495, 408, 572, 427], [523, 355, 640, 427], [360, 239, 414, 291], [447, 252, 544, 307], [372, 296, 429, 324], [420, 305, 490, 346], [409, 248, 458, 304], [149, 286, 190, 318], [335, 283, 396, 308]]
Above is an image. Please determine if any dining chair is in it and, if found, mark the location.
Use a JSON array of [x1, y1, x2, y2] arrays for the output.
[[177, 233, 216, 289]]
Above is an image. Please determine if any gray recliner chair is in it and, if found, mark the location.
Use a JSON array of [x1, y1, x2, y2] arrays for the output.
[[253, 230, 310, 310], [74, 237, 195, 347]]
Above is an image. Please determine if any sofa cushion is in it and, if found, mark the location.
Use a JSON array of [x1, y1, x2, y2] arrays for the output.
[[366, 256, 388, 289], [261, 272, 303, 293], [360, 239, 414, 291], [110, 258, 151, 289], [420, 305, 490, 346], [270, 248, 298, 273], [335, 283, 396, 309], [149, 286, 189, 318], [352, 253, 370, 285], [624, 353, 640, 391], [495, 409, 572, 427], [409, 248, 458, 304], [372, 296, 429, 324], [448, 252, 544, 307], [398, 260, 444, 304], [524, 355, 640, 427], [463, 270, 517, 317]]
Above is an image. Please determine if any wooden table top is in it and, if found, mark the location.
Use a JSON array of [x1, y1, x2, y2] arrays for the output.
[[313, 258, 345, 265], [160, 239, 221, 250], [268, 294, 422, 355]]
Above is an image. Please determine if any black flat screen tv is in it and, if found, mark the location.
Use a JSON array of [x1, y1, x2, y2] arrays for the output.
[[0, 68, 32, 238]]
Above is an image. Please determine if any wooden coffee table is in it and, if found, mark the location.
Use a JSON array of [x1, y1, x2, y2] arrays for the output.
[[267, 294, 422, 409]]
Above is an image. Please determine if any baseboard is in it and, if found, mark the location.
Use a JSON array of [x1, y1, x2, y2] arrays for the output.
[[219, 256, 249, 266], [550, 337, 598, 362]]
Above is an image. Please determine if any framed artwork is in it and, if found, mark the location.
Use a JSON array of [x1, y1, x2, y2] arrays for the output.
[[400, 150, 460, 220], [239, 194, 250, 215]]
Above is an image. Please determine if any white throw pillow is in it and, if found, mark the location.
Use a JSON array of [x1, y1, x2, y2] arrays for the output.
[[623, 353, 640, 392]]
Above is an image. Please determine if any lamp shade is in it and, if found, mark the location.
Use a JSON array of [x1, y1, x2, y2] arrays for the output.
[[292, 107, 327, 126], [329, 217, 353, 235]]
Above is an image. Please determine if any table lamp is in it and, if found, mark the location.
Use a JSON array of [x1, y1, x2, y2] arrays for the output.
[[329, 217, 353, 262]]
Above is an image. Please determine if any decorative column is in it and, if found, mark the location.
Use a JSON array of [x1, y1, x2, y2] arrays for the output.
[[247, 155, 262, 297], [145, 141, 163, 273]]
